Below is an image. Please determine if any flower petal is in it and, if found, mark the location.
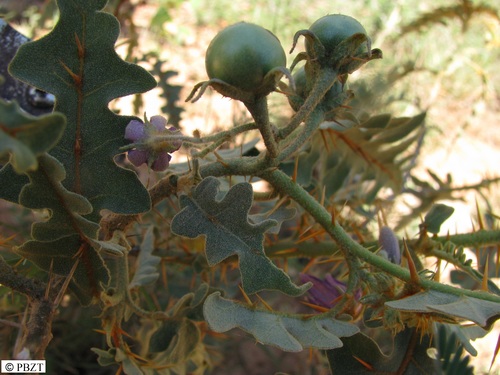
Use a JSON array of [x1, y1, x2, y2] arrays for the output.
[[150, 115, 168, 132], [151, 152, 172, 171], [125, 119, 146, 141], [127, 149, 149, 166]]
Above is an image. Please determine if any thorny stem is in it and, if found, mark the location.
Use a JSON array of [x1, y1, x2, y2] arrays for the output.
[[277, 108, 325, 162], [260, 168, 500, 304], [264, 230, 500, 258], [120, 122, 260, 152], [244, 97, 279, 159], [277, 68, 337, 141], [0, 257, 63, 359]]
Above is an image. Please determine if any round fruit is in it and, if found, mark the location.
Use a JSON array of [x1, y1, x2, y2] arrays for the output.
[[205, 22, 286, 92], [291, 66, 346, 110], [306, 14, 368, 57]]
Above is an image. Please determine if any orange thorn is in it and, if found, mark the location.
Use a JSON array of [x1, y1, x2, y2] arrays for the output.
[[302, 258, 318, 273], [238, 285, 253, 306], [272, 248, 298, 256], [319, 130, 330, 152], [353, 355, 374, 370], [320, 185, 326, 207], [475, 197, 485, 230], [297, 229, 326, 244], [300, 301, 329, 313], [404, 239, 420, 285], [74, 33, 85, 59], [489, 333, 500, 373], [255, 294, 273, 311], [213, 151, 229, 167], [59, 60, 82, 86], [434, 259, 441, 283], [482, 255, 490, 292]]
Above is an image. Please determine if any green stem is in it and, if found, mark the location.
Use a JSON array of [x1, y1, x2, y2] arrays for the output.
[[277, 108, 324, 162], [121, 122, 260, 151], [277, 68, 337, 141], [244, 97, 278, 159], [265, 230, 500, 258], [260, 168, 500, 303], [431, 230, 500, 248]]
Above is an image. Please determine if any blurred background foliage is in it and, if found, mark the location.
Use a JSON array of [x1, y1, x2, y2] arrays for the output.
[[1, 0, 500, 373]]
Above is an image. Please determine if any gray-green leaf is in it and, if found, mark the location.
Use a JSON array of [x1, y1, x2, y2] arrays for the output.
[[204, 292, 358, 352], [171, 177, 310, 296], [129, 226, 161, 289], [385, 290, 500, 330]]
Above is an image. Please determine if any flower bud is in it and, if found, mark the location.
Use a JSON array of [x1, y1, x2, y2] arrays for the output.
[[378, 226, 401, 265], [124, 115, 181, 171]]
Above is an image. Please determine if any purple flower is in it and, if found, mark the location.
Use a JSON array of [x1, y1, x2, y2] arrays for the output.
[[299, 273, 348, 308], [124, 115, 181, 172], [378, 226, 401, 265]]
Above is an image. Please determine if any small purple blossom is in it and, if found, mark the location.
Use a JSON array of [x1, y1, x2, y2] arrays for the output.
[[378, 226, 401, 265], [299, 273, 348, 308], [124, 115, 181, 172]]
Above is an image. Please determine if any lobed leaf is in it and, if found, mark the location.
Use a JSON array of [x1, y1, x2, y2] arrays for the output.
[[171, 176, 310, 296], [0, 99, 65, 174], [320, 112, 426, 201], [14, 154, 110, 304], [249, 202, 297, 235], [129, 226, 161, 289], [326, 328, 437, 374], [203, 292, 359, 352], [8, 0, 156, 218], [385, 290, 500, 330]]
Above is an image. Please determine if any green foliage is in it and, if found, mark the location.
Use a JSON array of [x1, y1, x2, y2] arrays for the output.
[[8, 0, 156, 217], [0, 99, 65, 173], [436, 324, 475, 375], [204, 292, 359, 351], [326, 329, 436, 374], [300, 111, 426, 203], [129, 226, 161, 289], [385, 290, 500, 330], [171, 176, 310, 296], [15, 154, 111, 304], [423, 203, 455, 234], [2, 0, 500, 374]]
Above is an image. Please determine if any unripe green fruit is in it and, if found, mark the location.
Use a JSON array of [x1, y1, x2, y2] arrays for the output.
[[289, 66, 347, 112], [306, 14, 368, 57], [205, 22, 286, 92]]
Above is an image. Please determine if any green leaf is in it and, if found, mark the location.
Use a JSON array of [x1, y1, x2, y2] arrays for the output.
[[8, 0, 156, 217], [385, 290, 500, 330], [423, 203, 455, 234], [14, 154, 110, 304], [19, 154, 98, 241], [0, 164, 29, 202], [0, 99, 66, 174], [326, 328, 437, 374], [204, 292, 358, 352], [436, 324, 475, 375], [249, 202, 296, 235], [91, 347, 116, 367], [16, 235, 109, 305], [129, 226, 161, 289], [320, 112, 426, 200], [149, 317, 200, 362], [171, 177, 310, 296]]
